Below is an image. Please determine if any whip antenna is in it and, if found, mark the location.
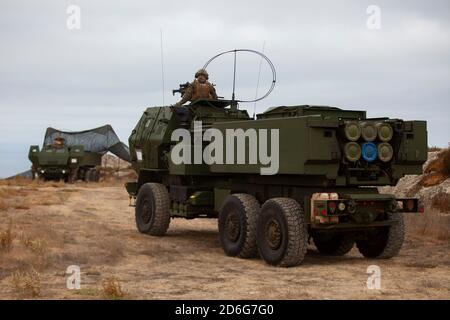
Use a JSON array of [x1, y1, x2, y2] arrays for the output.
[[203, 49, 276, 104], [253, 41, 265, 119], [232, 50, 237, 106], [160, 29, 165, 105]]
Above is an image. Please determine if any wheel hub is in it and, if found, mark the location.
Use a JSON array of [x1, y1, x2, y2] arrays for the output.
[[225, 211, 240, 242], [141, 200, 152, 224], [265, 219, 282, 250]]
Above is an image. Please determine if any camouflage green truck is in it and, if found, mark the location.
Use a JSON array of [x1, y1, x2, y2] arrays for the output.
[[28, 144, 101, 183], [125, 100, 427, 267], [28, 125, 131, 183]]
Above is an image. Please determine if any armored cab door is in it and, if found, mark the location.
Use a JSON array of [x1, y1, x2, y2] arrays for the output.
[[141, 107, 163, 168]]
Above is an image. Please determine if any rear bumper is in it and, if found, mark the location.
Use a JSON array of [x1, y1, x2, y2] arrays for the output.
[[312, 220, 397, 230], [310, 193, 423, 229]]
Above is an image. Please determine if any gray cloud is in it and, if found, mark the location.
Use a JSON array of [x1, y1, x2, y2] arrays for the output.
[[0, 0, 449, 177]]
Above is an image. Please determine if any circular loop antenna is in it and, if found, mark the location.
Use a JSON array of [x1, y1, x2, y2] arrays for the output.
[[202, 49, 277, 103]]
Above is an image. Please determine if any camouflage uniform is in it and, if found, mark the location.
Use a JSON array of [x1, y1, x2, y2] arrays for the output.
[[174, 69, 218, 107]]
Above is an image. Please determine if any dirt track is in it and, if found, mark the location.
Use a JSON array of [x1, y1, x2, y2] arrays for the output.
[[0, 183, 449, 299]]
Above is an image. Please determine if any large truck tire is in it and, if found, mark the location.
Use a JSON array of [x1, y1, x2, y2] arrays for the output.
[[356, 212, 405, 259], [313, 234, 355, 256], [135, 183, 171, 236], [218, 194, 259, 259], [67, 168, 78, 184], [257, 198, 308, 267]]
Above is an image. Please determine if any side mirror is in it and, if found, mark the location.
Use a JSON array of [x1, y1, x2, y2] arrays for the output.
[[28, 145, 40, 162]]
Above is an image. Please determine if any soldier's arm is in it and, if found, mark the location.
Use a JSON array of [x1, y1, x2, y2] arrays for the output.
[[174, 84, 194, 107]]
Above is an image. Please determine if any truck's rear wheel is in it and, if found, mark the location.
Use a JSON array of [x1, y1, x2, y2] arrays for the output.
[[356, 212, 405, 259], [92, 169, 100, 182], [135, 183, 171, 236], [83, 169, 91, 182], [257, 198, 308, 267], [218, 194, 259, 258], [313, 234, 354, 256], [67, 168, 78, 184], [83, 168, 99, 182]]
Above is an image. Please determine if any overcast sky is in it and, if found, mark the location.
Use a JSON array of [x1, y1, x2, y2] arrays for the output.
[[1, 0, 449, 177]]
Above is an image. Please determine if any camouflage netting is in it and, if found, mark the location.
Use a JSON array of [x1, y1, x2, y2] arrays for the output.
[[43, 125, 131, 162]]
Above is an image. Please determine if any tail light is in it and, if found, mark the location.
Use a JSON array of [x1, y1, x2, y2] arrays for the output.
[[328, 201, 337, 214], [406, 199, 415, 211]]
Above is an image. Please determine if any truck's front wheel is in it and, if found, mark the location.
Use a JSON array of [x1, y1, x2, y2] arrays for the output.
[[356, 211, 405, 259], [257, 198, 308, 267], [219, 194, 259, 258], [135, 183, 171, 236]]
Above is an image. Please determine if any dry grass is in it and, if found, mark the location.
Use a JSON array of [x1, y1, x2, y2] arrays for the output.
[[0, 188, 23, 208], [73, 288, 101, 297], [406, 209, 450, 241], [102, 277, 126, 299], [11, 268, 41, 298], [0, 176, 66, 187], [21, 236, 48, 255], [431, 189, 450, 212], [0, 218, 14, 252], [19, 234, 51, 270], [0, 199, 7, 211], [0, 186, 65, 212], [0, 176, 33, 186]]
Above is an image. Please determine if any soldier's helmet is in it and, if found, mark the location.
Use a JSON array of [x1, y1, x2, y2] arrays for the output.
[[195, 69, 209, 80], [54, 137, 65, 144]]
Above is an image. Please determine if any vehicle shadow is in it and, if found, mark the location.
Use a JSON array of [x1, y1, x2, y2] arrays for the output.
[[165, 228, 365, 265]]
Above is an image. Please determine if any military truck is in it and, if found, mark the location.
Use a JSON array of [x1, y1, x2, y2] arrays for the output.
[[125, 100, 427, 267], [28, 144, 101, 182], [29, 125, 131, 183]]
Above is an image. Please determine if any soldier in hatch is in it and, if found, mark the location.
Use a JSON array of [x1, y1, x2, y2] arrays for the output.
[[51, 137, 66, 149], [174, 69, 218, 107]]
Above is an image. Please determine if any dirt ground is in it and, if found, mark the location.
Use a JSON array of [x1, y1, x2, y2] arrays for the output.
[[0, 181, 449, 300]]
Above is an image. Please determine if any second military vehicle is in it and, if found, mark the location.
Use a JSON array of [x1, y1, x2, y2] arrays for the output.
[[29, 143, 102, 183], [29, 125, 131, 183]]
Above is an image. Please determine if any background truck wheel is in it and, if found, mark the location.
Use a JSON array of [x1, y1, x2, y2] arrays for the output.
[[67, 168, 78, 184], [135, 183, 171, 236], [91, 168, 100, 182], [83, 169, 91, 182], [218, 194, 259, 258], [83, 168, 99, 182], [356, 211, 405, 259], [313, 234, 354, 255], [257, 198, 308, 267]]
